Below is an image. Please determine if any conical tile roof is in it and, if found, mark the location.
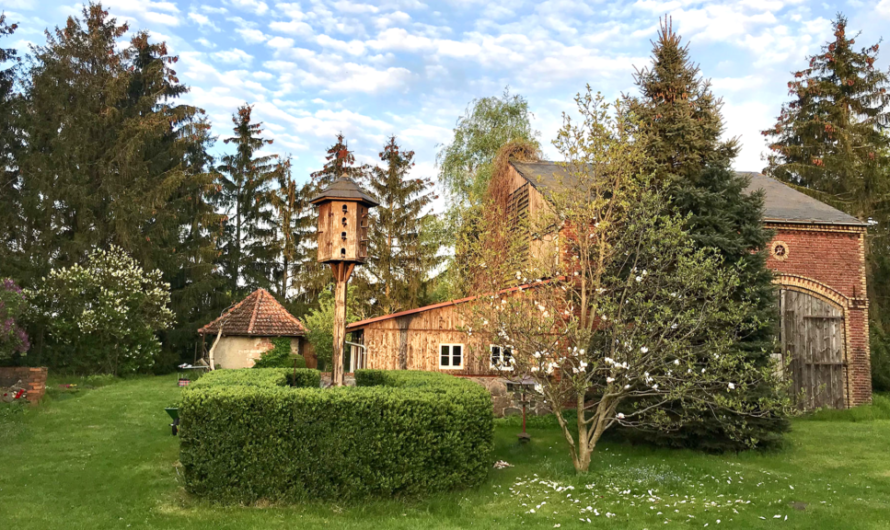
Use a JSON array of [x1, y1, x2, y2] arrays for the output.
[[198, 288, 308, 337]]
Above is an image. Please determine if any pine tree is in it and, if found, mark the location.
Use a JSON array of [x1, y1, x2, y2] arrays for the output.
[[622, 18, 787, 450], [217, 104, 279, 295], [309, 133, 369, 188], [10, 3, 223, 369], [361, 136, 442, 315], [763, 14, 890, 391]]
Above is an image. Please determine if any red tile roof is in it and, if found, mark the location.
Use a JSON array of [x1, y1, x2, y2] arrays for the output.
[[198, 288, 308, 337]]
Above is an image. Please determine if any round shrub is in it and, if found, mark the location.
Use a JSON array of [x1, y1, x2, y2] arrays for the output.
[[179, 368, 493, 503]]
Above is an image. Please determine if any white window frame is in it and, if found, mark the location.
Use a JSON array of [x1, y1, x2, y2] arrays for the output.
[[439, 343, 464, 370], [489, 344, 514, 371]]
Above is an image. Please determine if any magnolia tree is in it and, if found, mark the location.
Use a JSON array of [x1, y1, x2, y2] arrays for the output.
[[462, 89, 788, 472], [0, 279, 30, 361], [30, 246, 174, 375]]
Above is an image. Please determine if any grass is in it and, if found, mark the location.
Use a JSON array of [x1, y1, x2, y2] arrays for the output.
[[1, 375, 889, 529]]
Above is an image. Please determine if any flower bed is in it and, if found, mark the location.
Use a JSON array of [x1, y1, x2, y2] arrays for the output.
[[179, 368, 493, 503]]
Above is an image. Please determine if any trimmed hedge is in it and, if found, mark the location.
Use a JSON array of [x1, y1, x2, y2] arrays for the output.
[[179, 369, 493, 503], [188, 367, 320, 389]]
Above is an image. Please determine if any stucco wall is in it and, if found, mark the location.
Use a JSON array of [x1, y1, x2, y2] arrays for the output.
[[212, 337, 301, 369]]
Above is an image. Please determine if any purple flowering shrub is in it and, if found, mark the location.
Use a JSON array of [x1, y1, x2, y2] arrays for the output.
[[0, 278, 30, 360]]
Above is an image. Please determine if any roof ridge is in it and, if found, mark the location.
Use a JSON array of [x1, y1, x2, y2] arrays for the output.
[[248, 289, 262, 334], [198, 291, 253, 334]]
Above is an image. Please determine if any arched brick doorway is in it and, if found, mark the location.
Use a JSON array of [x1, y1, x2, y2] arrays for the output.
[[779, 287, 847, 410]]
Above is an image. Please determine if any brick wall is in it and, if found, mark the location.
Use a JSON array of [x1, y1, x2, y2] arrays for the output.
[[0, 367, 48, 404], [764, 223, 871, 406]]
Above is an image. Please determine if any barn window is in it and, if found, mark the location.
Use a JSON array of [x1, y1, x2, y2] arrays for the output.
[[439, 344, 463, 369], [490, 345, 513, 371]]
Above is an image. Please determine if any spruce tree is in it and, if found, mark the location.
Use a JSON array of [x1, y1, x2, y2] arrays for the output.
[[0, 15, 21, 275], [217, 104, 279, 295], [623, 18, 787, 450], [270, 156, 313, 299], [11, 3, 222, 368], [309, 133, 369, 187], [627, 18, 738, 181], [361, 136, 442, 315], [763, 14, 890, 391]]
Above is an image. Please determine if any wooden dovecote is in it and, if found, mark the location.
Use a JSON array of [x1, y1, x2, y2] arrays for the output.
[[310, 178, 379, 264]]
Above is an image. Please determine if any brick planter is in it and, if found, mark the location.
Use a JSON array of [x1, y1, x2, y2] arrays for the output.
[[0, 367, 48, 404]]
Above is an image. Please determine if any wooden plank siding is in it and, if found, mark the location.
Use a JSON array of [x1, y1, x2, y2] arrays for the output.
[[356, 304, 507, 376]]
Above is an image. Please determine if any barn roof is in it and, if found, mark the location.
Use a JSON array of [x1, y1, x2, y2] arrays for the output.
[[198, 288, 307, 337], [510, 161, 866, 227], [309, 177, 380, 207], [738, 171, 866, 226]]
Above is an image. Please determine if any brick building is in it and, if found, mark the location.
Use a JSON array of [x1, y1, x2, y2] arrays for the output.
[[347, 162, 871, 411]]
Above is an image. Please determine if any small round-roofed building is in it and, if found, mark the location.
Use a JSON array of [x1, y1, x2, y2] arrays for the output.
[[198, 288, 312, 369]]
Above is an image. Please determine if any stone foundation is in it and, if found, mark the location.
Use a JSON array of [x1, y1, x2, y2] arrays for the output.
[[462, 376, 551, 417], [0, 366, 48, 404]]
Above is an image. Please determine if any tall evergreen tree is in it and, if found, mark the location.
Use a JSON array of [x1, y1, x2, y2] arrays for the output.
[[217, 104, 279, 295], [0, 14, 21, 270], [309, 133, 369, 187], [162, 117, 228, 360], [627, 18, 738, 182], [623, 18, 787, 450], [763, 14, 890, 391], [270, 156, 313, 299], [361, 136, 442, 315], [10, 3, 222, 368]]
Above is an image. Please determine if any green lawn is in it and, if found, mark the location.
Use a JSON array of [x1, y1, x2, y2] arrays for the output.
[[2, 375, 889, 529]]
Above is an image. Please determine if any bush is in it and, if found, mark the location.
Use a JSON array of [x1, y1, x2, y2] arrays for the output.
[[28, 246, 174, 375], [251, 338, 308, 369], [0, 278, 30, 362], [180, 369, 493, 503]]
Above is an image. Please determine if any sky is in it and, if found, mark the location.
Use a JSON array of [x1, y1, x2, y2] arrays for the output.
[[3, 0, 888, 199]]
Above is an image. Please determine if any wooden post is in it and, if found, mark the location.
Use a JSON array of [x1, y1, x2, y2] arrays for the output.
[[330, 262, 355, 387]]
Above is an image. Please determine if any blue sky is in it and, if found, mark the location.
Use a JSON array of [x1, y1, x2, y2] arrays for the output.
[[4, 0, 887, 199]]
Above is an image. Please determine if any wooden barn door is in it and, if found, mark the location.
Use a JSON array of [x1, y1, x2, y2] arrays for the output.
[[780, 289, 846, 410]]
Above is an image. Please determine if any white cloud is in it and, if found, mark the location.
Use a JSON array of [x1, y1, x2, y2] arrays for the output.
[[332, 1, 380, 14], [269, 19, 313, 36], [225, 0, 269, 15], [196, 38, 217, 49], [878, 0, 890, 17], [373, 10, 411, 29], [267, 36, 295, 49], [263, 54, 413, 94], [212, 48, 254, 65], [188, 12, 218, 29], [316, 34, 366, 56], [100, 0, 182, 27], [238, 28, 268, 43], [201, 5, 229, 14]]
